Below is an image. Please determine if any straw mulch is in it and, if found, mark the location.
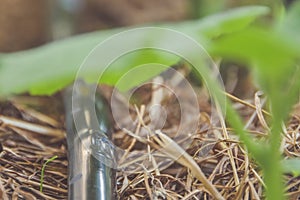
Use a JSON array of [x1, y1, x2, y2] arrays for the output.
[[0, 95, 67, 199], [0, 69, 300, 199]]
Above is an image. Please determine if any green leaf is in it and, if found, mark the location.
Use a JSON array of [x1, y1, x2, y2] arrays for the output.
[[282, 159, 300, 176], [195, 6, 270, 38], [210, 27, 299, 120], [278, 1, 300, 43], [0, 5, 269, 96], [0, 30, 117, 96]]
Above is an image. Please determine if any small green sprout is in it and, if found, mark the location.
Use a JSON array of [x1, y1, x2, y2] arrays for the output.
[[40, 155, 58, 193]]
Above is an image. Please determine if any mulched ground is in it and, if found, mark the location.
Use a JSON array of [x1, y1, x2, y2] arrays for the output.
[[0, 67, 300, 199], [0, 95, 67, 199]]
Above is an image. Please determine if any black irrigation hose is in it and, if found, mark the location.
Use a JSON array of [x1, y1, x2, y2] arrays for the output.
[[64, 81, 115, 200]]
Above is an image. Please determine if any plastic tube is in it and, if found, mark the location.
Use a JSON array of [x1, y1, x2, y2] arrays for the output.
[[64, 81, 115, 200]]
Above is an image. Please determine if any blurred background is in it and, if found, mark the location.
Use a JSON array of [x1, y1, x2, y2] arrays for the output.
[[0, 0, 291, 52]]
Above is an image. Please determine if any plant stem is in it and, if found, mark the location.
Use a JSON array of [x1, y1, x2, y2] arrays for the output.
[[40, 155, 58, 193], [264, 121, 284, 200], [263, 149, 284, 200], [226, 100, 285, 199]]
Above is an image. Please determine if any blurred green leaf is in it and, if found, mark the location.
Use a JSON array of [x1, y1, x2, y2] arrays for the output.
[[210, 27, 299, 120], [195, 6, 270, 38], [279, 0, 300, 43], [282, 159, 300, 176], [0, 5, 269, 96]]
